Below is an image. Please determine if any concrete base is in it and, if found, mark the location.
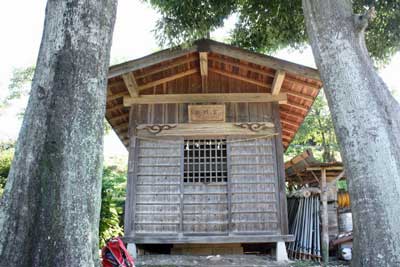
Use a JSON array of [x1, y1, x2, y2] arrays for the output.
[[127, 243, 137, 259], [276, 241, 289, 262]]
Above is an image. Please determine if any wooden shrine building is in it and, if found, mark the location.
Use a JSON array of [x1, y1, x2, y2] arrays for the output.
[[105, 39, 323, 251]]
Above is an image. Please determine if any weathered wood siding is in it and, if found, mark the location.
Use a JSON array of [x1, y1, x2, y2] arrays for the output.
[[228, 138, 279, 234], [183, 183, 228, 234], [125, 102, 290, 242], [134, 139, 181, 234], [127, 138, 282, 237]]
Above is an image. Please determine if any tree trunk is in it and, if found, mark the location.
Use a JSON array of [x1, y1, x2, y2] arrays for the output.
[[302, 0, 400, 266], [0, 1, 117, 266]]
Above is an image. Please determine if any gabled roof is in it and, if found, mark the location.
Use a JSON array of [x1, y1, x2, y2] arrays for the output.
[[106, 39, 323, 149], [285, 150, 345, 185]]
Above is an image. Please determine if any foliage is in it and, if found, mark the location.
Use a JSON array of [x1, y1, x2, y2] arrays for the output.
[[147, 0, 237, 46], [0, 142, 15, 197], [285, 91, 340, 162], [99, 166, 127, 248], [337, 180, 348, 191], [0, 66, 35, 108], [145, 0, 400, 63]]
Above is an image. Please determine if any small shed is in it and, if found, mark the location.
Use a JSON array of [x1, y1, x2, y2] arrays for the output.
[[105, 39, 323, 251], [285, 150, 348, 263]]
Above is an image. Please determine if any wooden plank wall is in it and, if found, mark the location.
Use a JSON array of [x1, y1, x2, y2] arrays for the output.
[[183, 183, 228, 234], [134, 139, 182, 234], [125, 102, 290, 241], [228, 138, 279, 234]]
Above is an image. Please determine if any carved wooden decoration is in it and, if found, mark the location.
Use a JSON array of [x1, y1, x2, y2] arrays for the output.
[[141, 124, 177, 134], [235, 122, 274, 132], [188, 105, 225, 123], [136, 122, 275, 137]]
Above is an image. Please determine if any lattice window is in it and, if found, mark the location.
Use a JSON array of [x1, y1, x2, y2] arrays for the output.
[[183, 139, 227, 183]]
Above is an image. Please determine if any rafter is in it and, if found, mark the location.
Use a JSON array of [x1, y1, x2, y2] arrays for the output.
[[283, 90, 314, 102], [106, 104, 125, 114], [285, 76, 321, 89], [209, 67, 270, 88], [210, 57, 275, 78], [280, 119, 299, 128], [135, 55, 197, 79], [279, 110, 303, 122], [114, 122, 129, 131], [109, 113, 129, 123], [107, 91, 129, 101], [138, 68, 198, 91], [282, 102, 309, 112]]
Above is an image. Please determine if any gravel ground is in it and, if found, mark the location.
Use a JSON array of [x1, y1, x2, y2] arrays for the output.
[[135, 255, 350, 267]]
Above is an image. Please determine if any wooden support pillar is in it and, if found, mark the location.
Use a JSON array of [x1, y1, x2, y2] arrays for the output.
[[271, 69, 285, 95], [320, 167, 329, 265], [122, 72, 139, 97], [199, 52, 208, 92]]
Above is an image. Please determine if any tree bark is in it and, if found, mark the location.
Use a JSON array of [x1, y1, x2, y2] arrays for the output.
[[302, 0, 400, 266], [0, 1, 117, 266]]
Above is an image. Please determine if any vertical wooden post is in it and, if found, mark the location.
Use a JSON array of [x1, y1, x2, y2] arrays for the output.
[[320, 167, 329, 265], [124, 106, 139, 237]]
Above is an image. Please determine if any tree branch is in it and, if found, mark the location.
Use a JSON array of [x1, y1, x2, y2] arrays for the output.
[[354, 6, 376, 32]]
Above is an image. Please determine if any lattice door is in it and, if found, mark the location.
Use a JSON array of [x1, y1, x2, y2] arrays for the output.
[[182, 139, 229, 234]]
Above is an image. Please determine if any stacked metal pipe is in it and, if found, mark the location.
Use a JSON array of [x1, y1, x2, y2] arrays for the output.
[[287, 196, 321, 261]]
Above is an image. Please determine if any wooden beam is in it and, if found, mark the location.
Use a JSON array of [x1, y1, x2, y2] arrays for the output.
[[283, 90, 315, 102], [109, 113, 129, 123], [280, 119, 299, 128], [122, 72, 139, 97], [199, 52, 208, 91], [199, 52, 208, 77], [279, 110, 303, 121], [107, 91, 128, 101], [108, 46, 197, 78], [282, 102, 309, 113], [282, 128, 296, 135], [124, 93, 287, 106], [271, 70, 286, 95], [135, 56, 197, 79], [285, 76, 321, 89], [114, 122, 129, 131], [109, 39, 321, 83], [106, 104, 125, 113], [210, 57, 275, 78], [206, 40, 321, 81], [209, 68, 269, 88], [138, 68, 198, 91], [136, 122, 276, 137]]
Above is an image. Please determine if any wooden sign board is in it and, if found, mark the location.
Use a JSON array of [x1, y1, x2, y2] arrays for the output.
[[188, 105, 225, 123]]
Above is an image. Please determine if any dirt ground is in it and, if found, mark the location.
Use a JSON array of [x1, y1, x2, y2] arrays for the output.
[[135, 255, 350, 267]]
